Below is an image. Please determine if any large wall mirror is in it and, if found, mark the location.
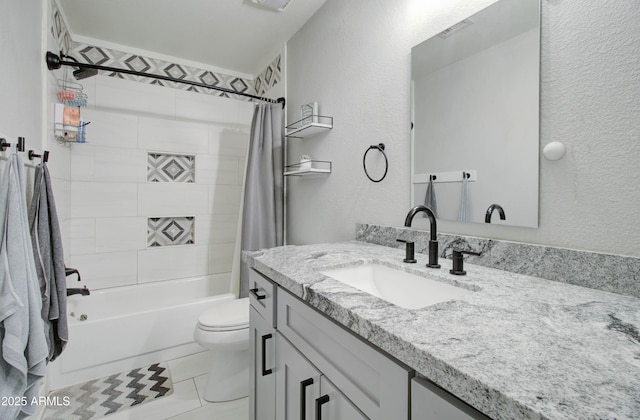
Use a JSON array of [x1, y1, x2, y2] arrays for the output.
[[411, 0, 540, 228]]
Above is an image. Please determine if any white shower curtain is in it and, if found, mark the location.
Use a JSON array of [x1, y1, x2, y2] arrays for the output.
[[230, 102, 284, 298]]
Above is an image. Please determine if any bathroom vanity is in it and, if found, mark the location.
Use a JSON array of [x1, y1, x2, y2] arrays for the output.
[[246, 241, 640, 419], [249, 267, 485, 420]]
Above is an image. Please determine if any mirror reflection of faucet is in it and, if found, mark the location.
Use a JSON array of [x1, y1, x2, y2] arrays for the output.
[[404, 205, 441, 268], [485, 204, 506, 223]]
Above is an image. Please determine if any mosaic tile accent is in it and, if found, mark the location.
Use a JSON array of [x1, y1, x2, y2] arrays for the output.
[[147, 153, 195, 183], [43, 363, 173, 420], [147, 217, 195, 247]]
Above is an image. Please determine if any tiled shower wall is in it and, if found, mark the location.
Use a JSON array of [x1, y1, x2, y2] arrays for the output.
[[66, 75, 253, 291]]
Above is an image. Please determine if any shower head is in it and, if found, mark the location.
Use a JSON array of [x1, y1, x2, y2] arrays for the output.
[[73, 67, 99, 80], [46, 51, 99, 80]]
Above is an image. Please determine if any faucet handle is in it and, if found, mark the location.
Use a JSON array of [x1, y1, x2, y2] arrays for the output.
[[396, 239, 417, 263], [450, 250, 467, 276], [449, 249, 481, 276]]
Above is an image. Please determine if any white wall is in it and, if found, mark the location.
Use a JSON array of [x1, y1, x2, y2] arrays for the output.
[[66, 75, 253, 291], [0, 1, 72, 254], [0, 0, 44, 144], [286, 0, 640, 257]]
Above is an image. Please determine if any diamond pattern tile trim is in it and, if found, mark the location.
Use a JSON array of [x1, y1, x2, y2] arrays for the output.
[[148, 217, 195, 247], [125, 55, 151, 73], [43, 363, 173, 420], [51, 2, 280, 100], [255, 54, 282, 95], [148, 153, 195, 183]]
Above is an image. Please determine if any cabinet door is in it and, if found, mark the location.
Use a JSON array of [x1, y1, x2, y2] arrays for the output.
[[250, 307, 276, 420], [316, 376, 368, 420], [275, 333, 321, 420], [277, 288, 410, 419]]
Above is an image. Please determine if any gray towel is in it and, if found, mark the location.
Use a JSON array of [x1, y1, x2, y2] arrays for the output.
[[29, 163, 68, 362], [0, 154, 48, 419], [457, 176, 472, 222], [423, 177, 438, 218]]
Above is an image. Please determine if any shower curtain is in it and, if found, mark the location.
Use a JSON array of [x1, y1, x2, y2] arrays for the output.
[[232, 102, 284, 298]]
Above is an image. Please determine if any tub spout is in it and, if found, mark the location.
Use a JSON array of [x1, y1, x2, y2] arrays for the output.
[[67, 286, 90, 296]]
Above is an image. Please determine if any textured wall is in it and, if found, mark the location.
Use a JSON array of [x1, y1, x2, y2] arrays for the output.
[[286, 0, 640, 257], [0, 1, 44, 144]]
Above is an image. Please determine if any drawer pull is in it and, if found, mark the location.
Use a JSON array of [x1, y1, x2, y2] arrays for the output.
[[315, 395, 330, 420], [300, 378, 314, 420], [250, 288, 266, 300], [261, 333, 273, 376]]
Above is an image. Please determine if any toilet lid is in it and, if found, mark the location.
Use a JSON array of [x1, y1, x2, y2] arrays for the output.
[[198, 297, 249, 331]]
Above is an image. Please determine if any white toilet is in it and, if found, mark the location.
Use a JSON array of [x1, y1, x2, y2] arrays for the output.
[[193, 297, 250, 402]]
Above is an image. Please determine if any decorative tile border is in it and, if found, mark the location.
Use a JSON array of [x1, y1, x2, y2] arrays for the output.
[[51, 1, 71, 55], [255, 54, 281, 95], [148, 217, 195, 247], [147, 153, 195, 183], [51, 2, 281, 101], [356, 223, 640, 298]]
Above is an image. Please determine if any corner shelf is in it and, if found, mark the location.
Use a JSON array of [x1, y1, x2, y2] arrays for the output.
[[285, 115, 333, 139], [284, 160, 332, 177]]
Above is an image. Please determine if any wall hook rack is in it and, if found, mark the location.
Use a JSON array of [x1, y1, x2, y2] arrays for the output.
[[28, 150, 50, 163]]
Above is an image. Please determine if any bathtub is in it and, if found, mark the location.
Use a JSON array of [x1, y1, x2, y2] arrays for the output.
[[48, 276, 235, 390]]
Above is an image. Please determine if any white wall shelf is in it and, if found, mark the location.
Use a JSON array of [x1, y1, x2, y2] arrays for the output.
[[285, 115, 333, 138], [284, 160, 332, 176]]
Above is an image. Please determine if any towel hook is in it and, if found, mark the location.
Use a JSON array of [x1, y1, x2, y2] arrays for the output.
[[0, 138, 10, 152], [28, 150, 50, 163], [17, 137, 25, 152], [463, 172, 470, 179], [363, 143, 389, 183]]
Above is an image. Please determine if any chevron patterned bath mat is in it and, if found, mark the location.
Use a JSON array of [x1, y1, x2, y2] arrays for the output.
[[43, 363, 173, 420]]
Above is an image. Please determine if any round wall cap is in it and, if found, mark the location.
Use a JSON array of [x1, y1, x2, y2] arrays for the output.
[[543, 141, 566, 161]]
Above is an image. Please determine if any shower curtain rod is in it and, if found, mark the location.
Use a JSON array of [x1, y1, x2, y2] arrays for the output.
[[45, 52, 285, 107]]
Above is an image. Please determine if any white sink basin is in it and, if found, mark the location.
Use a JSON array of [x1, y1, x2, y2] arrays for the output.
[[320, 263, 472, 309]]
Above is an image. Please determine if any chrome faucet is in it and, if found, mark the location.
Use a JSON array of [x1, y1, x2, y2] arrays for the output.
[[485, 204, 506, 223], [404, 205, 440, 268]]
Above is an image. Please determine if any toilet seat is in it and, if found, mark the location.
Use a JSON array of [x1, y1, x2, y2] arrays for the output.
[[197, 297, 249, 332]]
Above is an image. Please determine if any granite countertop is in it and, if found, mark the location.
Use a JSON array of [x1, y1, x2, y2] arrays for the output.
[[244, 241, 640, 420]]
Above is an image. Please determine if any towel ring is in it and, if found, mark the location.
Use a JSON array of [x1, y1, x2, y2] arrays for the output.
[[363, 143, 388, 183]]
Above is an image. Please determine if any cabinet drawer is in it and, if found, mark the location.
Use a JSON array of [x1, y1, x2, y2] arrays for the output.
[[278, 289, 411, 420], [249, 269, 277, 328], [411, 377, 489, 420]]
